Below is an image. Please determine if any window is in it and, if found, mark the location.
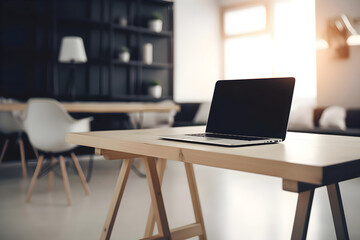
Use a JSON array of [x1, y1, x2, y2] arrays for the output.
[[224, 5, 267, 36], [224, 35, 273, 79], [222, 0, 316, 104]]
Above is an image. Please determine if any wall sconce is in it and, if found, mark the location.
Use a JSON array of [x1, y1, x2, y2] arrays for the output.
[[317, 14, 360, 58]]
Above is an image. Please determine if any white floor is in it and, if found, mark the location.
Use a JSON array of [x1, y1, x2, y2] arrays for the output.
[[0, 157, 359, 240]]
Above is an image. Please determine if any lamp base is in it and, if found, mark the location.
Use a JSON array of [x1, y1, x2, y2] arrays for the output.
[[65, 61, 76, 100]]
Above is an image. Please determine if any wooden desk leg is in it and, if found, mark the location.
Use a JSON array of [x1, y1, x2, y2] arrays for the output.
[[144, 158, 167, 238], [184, 163, 207, 240], [327, 183, 349, 240], [291, 189, 314, 240], [143, 157, 171, 239], [101, 158, 133, 240]]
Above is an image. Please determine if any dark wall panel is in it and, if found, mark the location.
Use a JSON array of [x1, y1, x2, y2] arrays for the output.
[[1, 0, 174, 102]]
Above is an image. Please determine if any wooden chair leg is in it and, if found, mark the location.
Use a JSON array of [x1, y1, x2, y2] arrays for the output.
[[70, 152, 90, 195], [0, 139, 9, 164], [18, 138, 27, 178], [144, 158, 167, 238], [26, 155, 44, 202], [184, 162, 207, 240], [101, 158, 133, 240], [32, 145, 39, 159], [142, 157, 171, 239], [327, 183, 349, 240], [291, 189, 315, 240], [48, 156, 56, 191], [59, 155, 72, 206]]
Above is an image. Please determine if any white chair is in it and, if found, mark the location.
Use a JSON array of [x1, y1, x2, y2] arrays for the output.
[[128, 100, 177, 176], [128, 100, 177, 129], [0, 111, 30, 177], [23, 98, 93, 206]]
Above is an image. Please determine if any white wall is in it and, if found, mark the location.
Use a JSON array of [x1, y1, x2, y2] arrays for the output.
[[174, 0, 221, 102]]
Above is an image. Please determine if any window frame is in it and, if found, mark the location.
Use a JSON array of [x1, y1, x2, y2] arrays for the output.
[[220, 1, 272, 78]]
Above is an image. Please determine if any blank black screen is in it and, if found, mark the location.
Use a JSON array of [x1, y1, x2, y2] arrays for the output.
[[206, 78, 295, 140]]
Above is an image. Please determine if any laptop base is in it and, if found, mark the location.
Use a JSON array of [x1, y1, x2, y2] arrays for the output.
[[161, 134, 282, 147]]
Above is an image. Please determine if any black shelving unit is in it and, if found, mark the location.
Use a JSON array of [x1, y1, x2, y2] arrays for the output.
[[0, 0, 174, 102]]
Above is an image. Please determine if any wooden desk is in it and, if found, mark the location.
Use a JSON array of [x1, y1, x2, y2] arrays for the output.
[[66, 126, 360, 240], [0, 101, 179, 178], [0, 102, 180, 113]]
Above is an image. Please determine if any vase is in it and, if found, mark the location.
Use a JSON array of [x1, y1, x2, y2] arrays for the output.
[[148, 19, 163, 32], [120, 17, 127, 27], [143, 43, 153, 64], [119, 52, 130, 63], [148, 85, 162, 98]]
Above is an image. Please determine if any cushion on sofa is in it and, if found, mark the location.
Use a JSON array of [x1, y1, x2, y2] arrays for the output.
[[193, 102, 211, 124], [319, 106, 346, 130], [289, 106, 360, 137], [288, 104, 314, 129]]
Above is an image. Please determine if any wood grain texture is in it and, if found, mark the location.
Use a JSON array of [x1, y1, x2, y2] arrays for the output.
[[0, 139, 9, 163], [141, 223, 203, 240], [327, 183, 349, 240], [66, 126, 360, 185], [95, 148, 145, 160], [101, 158, 133, 240], [18, 138, 27, 177], [26, 155, 44, 202], [143, 157, 171, 239], [143, 161, 207, 239], [291, 190, 315, 240], [48, 156, 56, 191], [0, 102, 180, 113], [70, 152, 90, 195], [144, 158, 167, 238], [59, 155, 72, 206], [32, 145, 39, 159], [185, 163, 207, 240]]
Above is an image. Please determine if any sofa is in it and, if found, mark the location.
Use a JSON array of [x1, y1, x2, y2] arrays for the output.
[[173, 103, 360, 137], [288, 107, 360, 137]]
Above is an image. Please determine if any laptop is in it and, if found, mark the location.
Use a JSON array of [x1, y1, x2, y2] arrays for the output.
[[161, 77, 295, 147]]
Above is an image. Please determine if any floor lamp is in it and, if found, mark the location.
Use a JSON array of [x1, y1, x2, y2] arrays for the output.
[[58, 36, 87, 100]]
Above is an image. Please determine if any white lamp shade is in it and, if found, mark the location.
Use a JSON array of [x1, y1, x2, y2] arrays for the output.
[[59, 36, 87, 63]]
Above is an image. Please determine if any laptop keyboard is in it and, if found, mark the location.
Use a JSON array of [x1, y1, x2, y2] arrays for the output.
[[186, 133, 269, 141]]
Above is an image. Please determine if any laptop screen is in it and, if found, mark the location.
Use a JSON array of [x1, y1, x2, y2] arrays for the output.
[[206, 78, 295, 140]]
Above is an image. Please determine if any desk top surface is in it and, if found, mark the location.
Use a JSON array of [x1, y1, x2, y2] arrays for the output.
[[0, 102, 180, 113], [66, 126, 360, 185]]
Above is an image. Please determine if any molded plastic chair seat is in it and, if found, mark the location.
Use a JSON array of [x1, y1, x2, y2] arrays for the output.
[[128, 100, 177, 129], [24, 98, 92, 205], [0, 111, 24, 134], [23, 99, 92, 153]]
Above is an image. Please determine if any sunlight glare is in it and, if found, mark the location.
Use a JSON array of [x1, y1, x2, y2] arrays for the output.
[[223, 0, 317, 104], [273, 0, 317, 102], [224, 5, 266, 36], [225, 35, 272, 79]]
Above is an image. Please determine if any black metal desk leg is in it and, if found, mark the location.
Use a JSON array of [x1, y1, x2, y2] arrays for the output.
[[291, 189, 315, 240], [327, 183, 349, 240]]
